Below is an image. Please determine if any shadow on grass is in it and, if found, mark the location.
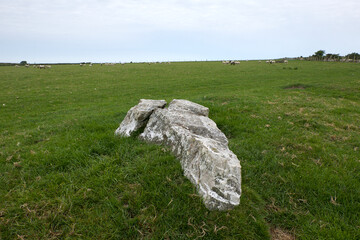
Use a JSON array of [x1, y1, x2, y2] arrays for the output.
[[282, 83, 311, 90]]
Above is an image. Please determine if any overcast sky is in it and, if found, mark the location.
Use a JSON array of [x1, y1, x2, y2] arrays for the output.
[[1, 0, 359, 63]]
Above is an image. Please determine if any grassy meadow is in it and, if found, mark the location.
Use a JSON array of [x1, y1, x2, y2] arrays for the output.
[[0, 60, 359, 239]]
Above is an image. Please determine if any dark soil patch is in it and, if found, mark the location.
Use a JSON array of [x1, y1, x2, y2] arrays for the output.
[[283, 83, 311, 89]]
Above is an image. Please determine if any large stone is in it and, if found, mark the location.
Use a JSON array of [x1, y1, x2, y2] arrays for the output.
[[115, 99, 167, 137], [139, 99, 241, 210]]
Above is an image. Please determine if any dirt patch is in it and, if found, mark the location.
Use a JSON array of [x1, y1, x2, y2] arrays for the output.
[[270, 227, 295, 240], [283, 83, 310, 89]]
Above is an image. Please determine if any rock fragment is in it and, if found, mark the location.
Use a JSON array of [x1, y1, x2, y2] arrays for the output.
[[115, 99, 167, 136]]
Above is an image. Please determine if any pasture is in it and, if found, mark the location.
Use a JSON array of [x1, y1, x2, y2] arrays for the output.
[[1, 61, 359, 239]]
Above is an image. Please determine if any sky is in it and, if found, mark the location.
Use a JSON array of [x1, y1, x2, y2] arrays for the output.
[[1, 0, 359, 63]]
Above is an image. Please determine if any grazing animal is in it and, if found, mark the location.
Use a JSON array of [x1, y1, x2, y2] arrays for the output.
[[228, 61, 237, 65], [230, 61, 240, 65]]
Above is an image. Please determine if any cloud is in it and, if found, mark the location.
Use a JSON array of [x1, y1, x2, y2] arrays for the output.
[[0, 0, 359, 62]]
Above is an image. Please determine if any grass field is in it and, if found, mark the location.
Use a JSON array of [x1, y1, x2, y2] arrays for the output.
[[1, 61, 359, 239]]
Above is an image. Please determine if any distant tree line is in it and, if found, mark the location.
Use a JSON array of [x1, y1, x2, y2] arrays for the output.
[[0, 63, 16, 66], [300, 50, 360, 62], [0, 60, 27, 67]]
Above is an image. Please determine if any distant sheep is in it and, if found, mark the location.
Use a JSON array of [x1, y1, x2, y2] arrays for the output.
[[229, 61, 240, 65]]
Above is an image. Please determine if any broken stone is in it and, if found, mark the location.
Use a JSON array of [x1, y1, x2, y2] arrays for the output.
[[115, 99, 167, 137], [116, 99, 241, 210], [167, 99, 209, 116]]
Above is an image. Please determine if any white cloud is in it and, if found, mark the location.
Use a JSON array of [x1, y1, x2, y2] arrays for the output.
[[0, 0, 359, 62]]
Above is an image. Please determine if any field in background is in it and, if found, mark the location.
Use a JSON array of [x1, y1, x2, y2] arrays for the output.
[[1, 61, 359, 239]]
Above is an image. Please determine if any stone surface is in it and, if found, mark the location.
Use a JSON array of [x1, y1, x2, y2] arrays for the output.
[[167, 99, 209, 117], [139, 99, 241, 210], [115, 99, 167, 137]]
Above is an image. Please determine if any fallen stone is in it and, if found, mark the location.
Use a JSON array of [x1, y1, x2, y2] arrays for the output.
[[116, 99, 241, 210], [115, 99, 167, 137], [140, 99, 241, 210]]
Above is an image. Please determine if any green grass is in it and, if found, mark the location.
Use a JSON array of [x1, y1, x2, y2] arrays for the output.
[[1, 61, 359, 239]]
